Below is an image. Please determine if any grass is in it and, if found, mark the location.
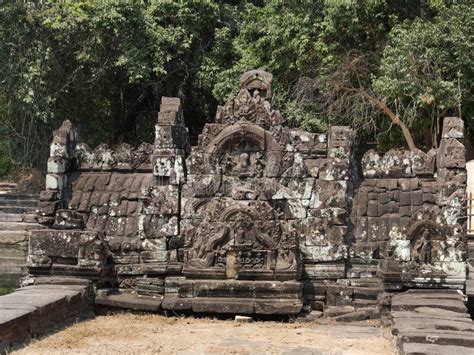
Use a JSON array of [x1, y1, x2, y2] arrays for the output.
[[0, 287, 15, 295], [14, 312, 393, 355]]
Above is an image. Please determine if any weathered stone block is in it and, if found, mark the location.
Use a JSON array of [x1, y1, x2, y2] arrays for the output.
[[411, 190, 423, 206], [45, 174, 66, 191], [303, 262, 345, 280], [152, 155, 185, 184], [437, 138, 466, 169], [367, 201, 378, 217], [28, 229, 107, 274], [442, 117, 464, 139], [47, 157, 67, 174], [154, 125, 189, 149]]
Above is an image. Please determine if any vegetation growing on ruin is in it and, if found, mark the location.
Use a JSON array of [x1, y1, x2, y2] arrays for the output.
[[0, 0, 472, 173]]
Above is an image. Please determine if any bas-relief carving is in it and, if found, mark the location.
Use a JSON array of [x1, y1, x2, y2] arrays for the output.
[[180, 71, 313, 285], [183, 201, 298, 279], [407, 220, 444, 265]]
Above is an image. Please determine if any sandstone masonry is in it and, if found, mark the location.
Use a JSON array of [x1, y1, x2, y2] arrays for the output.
[[24, 70, 468, 316]]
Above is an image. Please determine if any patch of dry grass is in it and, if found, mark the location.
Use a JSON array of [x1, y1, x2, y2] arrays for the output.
[[15, 313, 395, 355]]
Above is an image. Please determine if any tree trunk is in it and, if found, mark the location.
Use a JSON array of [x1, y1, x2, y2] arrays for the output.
[[372, 97, 417, 151]]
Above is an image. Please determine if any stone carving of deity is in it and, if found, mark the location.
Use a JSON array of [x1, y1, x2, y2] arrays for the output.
[[413, 228, 433, 264]]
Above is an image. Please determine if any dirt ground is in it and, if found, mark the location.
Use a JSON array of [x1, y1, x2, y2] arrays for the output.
[[14, 313, 395, 355]]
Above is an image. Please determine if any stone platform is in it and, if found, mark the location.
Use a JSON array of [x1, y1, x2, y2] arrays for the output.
[[391, 289, 474, 354], [0, 280, 93, 353]]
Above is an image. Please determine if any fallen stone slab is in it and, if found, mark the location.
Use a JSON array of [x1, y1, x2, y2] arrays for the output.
[[324, 305, 355, 318], [295, 310, 323, 323], [29, 276, 93, 286], [192, 297, 254, 314], [187, 297, 302, 315], [161, 295, 192, 311], [333, 307, 380, 322], [95, 292, 163, 312], [235, 315, 253, 323]]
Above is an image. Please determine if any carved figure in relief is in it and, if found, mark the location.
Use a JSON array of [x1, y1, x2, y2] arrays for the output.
[[235, 223, 247, 245], [412, 228, 433, 264], [407, 220, 444, 266]]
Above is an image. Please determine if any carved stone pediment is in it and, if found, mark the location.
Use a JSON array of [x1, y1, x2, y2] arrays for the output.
[[215, 70, 284, 128], [183, 200, 299, 280]]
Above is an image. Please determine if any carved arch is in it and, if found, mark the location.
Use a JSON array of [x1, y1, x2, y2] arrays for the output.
[[205, 123, 281, 155], [406, 220, 444, 241], [204, 123, 283, 177]]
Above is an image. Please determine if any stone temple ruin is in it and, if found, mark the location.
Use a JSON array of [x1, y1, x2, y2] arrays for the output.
[[26, 70, 468, 317]]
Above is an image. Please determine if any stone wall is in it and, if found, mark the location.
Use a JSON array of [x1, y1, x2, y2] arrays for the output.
[[352, 117, 466, 290], [24, 70, 468, 316]]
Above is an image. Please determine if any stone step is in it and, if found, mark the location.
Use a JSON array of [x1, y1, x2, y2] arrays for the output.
[[391, 297, 467, 313], [0, 213, 36, 223], [0, 206, 37, 214], [402, 342, 474, 355], [397, 289, 465, 300], [391, 289, 474, 353], [0, 230, 28, 241], [397, 329, 474, 347], [0, 256, 27, 270], [0, 183, 17, 195], [0, 199, 38, 208], [0, 222, 44, 231], [0, 246, 27, 258], [0, 193, 38, 201], [392, 317, 474, 334]]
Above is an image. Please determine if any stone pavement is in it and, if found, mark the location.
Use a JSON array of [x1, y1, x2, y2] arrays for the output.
[[0, 280, 93, 353], [391, 289, 474, 354]]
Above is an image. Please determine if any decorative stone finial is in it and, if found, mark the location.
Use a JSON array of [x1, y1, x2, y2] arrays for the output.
[[240, 69, 273, 99]]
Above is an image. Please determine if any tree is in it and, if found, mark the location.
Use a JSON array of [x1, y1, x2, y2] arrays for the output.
[[374, 3, 474, 148], [0, 0, 240, 169]]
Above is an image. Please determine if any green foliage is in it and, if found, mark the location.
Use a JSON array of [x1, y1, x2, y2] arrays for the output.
[[0, 0, 239, 167], [0, 0, 472, 170], [0, 287, 14, 296], [374, 3, 474, 145]]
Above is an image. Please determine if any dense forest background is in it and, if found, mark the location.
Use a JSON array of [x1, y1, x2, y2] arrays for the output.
[[0, 0, 472, 175]]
